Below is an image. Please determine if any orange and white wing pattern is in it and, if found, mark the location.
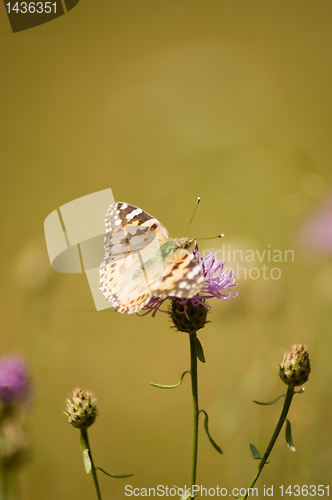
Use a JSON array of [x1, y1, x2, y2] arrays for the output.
[[99, 202, 204, 313]]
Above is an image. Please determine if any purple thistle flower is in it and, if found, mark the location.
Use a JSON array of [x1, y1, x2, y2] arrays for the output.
[[141, 244, 237, 317], [0, 356, 30, 405], [191, 244, 238, 303]]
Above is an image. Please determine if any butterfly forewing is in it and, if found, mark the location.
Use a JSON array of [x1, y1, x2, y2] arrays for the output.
[[104, 202, 169, 255]]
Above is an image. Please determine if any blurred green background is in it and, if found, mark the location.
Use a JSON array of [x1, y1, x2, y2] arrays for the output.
[[1, 1, 332, 498]]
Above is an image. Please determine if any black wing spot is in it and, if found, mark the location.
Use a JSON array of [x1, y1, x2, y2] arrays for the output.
[[136, 227, 149, 235]]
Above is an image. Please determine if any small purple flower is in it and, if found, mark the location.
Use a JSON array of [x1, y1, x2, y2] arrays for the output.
[[0, 356, 30, 405], [142, 245, 237, 317]]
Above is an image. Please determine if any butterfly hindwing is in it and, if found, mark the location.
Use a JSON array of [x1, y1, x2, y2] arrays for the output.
[[100, 236, 166, 313], [154, 247, 204, 299]]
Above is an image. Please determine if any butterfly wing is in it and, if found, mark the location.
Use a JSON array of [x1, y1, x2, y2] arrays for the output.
[[103, 202, 169, 255], [99, 203, 170, 313], [153, 247, 205, 299]]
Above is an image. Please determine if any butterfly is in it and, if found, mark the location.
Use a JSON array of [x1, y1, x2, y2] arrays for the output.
[[99, 202, 205, 313]]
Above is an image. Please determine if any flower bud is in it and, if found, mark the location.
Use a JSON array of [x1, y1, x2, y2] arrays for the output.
[[170, 299, 208, 334], [279, 344, 311, 387], [64, 389, 98, 429]]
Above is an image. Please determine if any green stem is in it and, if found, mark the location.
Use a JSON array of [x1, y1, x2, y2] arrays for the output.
[[0, 462, 9, 500], [0, 423, 9, 500], [80, 429, 102, 500], [240, 386, 295, 500], [189, 332, 199, 499]]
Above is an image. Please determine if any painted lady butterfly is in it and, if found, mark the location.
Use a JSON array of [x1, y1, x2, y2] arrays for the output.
[[99, 203, 205, 313]]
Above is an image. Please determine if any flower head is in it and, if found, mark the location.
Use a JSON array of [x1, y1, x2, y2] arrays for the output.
[[0, 356, 30, 406], [170, 299, 208, 333], [64, 389, 98, 429], [142, 245, 237, 320], [279, 344, 311, 387]]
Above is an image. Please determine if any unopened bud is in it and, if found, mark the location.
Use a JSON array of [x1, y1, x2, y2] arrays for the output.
[[279, 344, 311, 387], [64, 388, 98, 429]]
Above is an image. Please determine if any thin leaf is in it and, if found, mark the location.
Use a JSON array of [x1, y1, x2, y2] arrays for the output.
[[195, 337, 205, 363], [82, 449, 92, 474], [172, 485, 189, 500], [249, 443, 262, 460], [285, 418, 296, 452], [149, 370, 190, 389], [253, 394, 285, 405], [96, 467, 134, 478], [172, 485, 194, 500], [295, 387, 305, 395], [199, 409, 223, 454]]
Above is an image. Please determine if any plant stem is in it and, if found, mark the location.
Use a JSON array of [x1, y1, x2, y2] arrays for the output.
[[240, 386, 295, 500], [0, 462, 9, 500], [0, 424, 9, 500], [80, 428, 102, 500], [189, 332, 199, 499]]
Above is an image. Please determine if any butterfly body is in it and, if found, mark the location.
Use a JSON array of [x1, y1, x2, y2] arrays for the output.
[[99, 202, 204, 313]]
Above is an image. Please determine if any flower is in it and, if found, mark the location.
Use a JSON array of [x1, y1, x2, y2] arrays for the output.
[[142, 245, 237, 317], [279, 344, 311, 387], [64, 389, 98, 429], [0, 356, 30, 406]]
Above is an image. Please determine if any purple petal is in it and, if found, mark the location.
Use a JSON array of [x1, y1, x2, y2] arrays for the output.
[[141, 245, 237, 316], [0, 355, 30, 404]]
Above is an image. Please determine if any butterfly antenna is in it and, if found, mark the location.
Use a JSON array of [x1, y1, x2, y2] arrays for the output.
[[184, 197, 201, 237], [196, 234, 225, 240]]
